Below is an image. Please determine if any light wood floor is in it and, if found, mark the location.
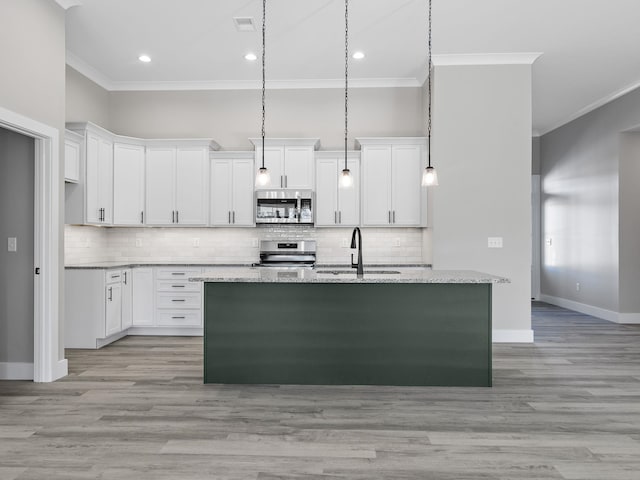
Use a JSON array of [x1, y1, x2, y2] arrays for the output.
[[1, 302, 640, 480]]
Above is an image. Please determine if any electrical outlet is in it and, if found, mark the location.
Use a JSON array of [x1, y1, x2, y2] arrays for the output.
[[545, 237, 553, 246], [341, 238, 349, 248], [487, 237, 503, 248], [192, 238, 200, 248], [7, 237, 17, 252], [393, 238, 401, 247], [135, 238, 143, 248], [576, 282, 580, 291]]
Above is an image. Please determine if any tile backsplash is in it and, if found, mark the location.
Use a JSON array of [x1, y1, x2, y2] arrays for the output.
[[65, 225, 430, 265]]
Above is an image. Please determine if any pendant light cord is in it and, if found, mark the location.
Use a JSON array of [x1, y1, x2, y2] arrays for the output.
[[344, 0, 349, 171], [427, 0, 432, 169], [261, 0, 266, 169]]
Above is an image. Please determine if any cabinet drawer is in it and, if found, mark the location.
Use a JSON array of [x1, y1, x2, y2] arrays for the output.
[[156, 311, 202, 327], [105, 270, 122, 284], [156, 279, 201, 292], [156, 292, 201, 309], [156, 268, 202, 280]]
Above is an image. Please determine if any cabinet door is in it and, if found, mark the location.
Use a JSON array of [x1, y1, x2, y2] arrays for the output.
[[105, 282, 122, 337], [391, 145, 422, 226], [121, 269, 133, 330], [231, 159, 255, 226], [210, 159, 232, 225], [284, 146, 314, 189], [255, 147, 284, 189], [64, 138, 81, 183], [113, 143, 145, 225], [132, 268, 154, 326], [362, 145, 392, 226], [315, 158, 339, 226], [337, 157, 360, 226], [98, 138, 114, 224], [176, 147, 208, 225], [146, 148, 176, 225], [85, 133, 101, 223]]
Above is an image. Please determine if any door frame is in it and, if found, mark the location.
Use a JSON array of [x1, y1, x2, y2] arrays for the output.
[[0, 106, 66, 382]]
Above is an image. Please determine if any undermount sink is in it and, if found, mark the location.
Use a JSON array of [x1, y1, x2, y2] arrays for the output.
[[315, 269, 401, 275]]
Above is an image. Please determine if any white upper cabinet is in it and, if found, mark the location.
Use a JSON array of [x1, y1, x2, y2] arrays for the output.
[[145, 142, 215, 226], [79, 126, 114, 225], [315, 153, 360, 227], [358, 138, 427, 227], [210, 153, 255, 226], [113, 142, 145, 225], [64, 129, 82, 183], [250, 138, 320, 189]]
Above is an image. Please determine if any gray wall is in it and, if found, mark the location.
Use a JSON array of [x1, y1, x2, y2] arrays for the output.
[[0, 128, 35, 363], [618, 133, 640, 313], [66, 66, 110, 127], [0, 0, 66, 361], [431, 64, 533, 335], [108, 87, 424, 149], [540, 85, 640, 313]]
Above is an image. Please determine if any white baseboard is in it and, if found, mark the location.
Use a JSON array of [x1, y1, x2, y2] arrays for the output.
[[492, 329, 534, 343], [539, 294, 640, 324], [0, 362, 34, 380], [128, 326, 203, 336]]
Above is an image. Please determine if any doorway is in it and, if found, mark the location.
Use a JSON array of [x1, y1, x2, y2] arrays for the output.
[[0, 128, 35, 378], [0, 106, 65, 382]]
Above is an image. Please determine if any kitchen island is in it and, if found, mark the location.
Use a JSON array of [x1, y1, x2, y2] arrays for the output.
[[192, 267, 508, 387]]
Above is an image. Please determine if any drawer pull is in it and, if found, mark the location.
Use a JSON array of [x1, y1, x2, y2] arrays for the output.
[[172, 316, 186, 319], [171, 299, 186, 302], [172, 285, 186, 288], [171, 272, 186, 276]]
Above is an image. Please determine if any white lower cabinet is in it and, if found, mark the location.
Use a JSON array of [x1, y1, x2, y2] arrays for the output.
[[132, 268, 154, 326], [153, 267, 203, 328], [65, 268, 127, 349], [121, 269, 133, 330]]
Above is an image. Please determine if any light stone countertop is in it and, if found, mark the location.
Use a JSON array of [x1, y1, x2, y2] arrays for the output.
[[190, 266, 509, 284]]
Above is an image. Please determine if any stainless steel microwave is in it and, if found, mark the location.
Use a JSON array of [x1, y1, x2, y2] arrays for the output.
[[255, 190, 314, 225]]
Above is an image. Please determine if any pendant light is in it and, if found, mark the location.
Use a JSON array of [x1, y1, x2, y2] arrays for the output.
[[339, 0, 353, 189], [421, 0, 439, 187], [255, 0, 271, 187]]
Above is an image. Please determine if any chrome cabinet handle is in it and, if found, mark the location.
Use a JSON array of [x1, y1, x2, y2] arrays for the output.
[[339, 211, 342, 224], [172, 211, 175, 223], [171, 272, 185, 276], [172, 316, 186, 319], [123, 272, 127, 285], [388, 211, 391, 223], [232, 211, 236, 223], [176, 211, 179, 223], [334, 211, 337, 224], [171, 299, 186, 302], [280, 175, 284, 188], [228, 211, 231, 224], [285, 175, 288, 188], [393, 211, 396, 223], [140, 211, 144, 224], [172, 285, 185, 288], [108, 287, 112, 301]]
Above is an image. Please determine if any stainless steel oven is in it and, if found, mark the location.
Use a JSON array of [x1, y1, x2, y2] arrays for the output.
[[257, 240, 316, 267], [256, 190, 313, 225]]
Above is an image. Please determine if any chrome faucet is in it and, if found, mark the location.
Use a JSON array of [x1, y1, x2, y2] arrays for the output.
[[350, 227, 364, 278]]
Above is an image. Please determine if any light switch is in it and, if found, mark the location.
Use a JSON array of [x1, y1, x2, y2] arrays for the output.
[[8, 237, 17, 252], [192, 238, 200, 248], [487, 237, 503, 248], [341, 238, 349, 248]]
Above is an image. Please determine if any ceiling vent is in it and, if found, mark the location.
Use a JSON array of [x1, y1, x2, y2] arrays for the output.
[[233, 17, 256, 32]]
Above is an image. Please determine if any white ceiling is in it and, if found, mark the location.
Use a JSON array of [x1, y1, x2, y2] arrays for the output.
[[64, 0, 640, 135]]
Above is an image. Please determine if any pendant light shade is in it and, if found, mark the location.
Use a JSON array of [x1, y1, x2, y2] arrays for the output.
[[421, 165, 438, 186], [255, 0, 271, 187], [339, 0, 353, 189], [422, 0, 439, 187], [256, 166, 271, 187]]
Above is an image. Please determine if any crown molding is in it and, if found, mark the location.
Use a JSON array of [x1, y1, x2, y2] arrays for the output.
[[432, 53, 542, 66], [66, 51, 115, 90], [54, 0, 82, 10], [65, 52, 421, 92], [539, 78, 640, 136]]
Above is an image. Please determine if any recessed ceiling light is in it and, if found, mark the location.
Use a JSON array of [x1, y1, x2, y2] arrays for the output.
[[244, 53, 257, 61], [352, 51, 365, 60], [138, 54, 151, 63]]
